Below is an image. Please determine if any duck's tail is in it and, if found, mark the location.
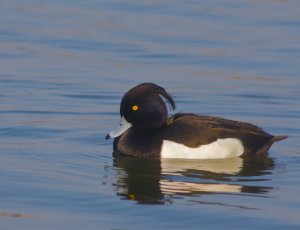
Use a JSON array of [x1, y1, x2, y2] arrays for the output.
[[271, 135, 288, 142], [254, 135, 288, 155]]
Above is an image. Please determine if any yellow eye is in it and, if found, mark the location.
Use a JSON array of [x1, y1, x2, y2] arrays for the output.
[[132, 105, 139, 111]]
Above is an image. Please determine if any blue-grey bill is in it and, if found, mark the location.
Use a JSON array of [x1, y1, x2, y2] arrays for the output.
[[106, 116, 132, 139]]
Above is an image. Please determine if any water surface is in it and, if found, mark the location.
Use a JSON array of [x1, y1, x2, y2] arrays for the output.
[[0, 0, 300, 229]]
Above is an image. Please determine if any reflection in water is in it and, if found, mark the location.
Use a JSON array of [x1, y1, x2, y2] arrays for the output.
[[113, 156, 274, 204], [160, 158, 243, 195], [114, 157, 164, 204]]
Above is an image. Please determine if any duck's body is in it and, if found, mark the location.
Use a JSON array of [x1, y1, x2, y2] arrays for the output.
[[107, 83, 287, 159]]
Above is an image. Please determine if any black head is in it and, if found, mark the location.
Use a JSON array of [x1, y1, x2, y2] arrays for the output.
[[120, 83, 176, 129]]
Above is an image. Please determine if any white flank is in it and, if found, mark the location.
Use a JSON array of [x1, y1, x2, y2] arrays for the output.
[[161, 138, 244, 159]]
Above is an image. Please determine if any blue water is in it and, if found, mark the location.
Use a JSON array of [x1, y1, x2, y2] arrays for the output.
[[1, 0, 300, 229]]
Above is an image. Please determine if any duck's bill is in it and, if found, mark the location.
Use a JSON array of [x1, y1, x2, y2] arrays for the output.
[[106, 116, 132, 139]]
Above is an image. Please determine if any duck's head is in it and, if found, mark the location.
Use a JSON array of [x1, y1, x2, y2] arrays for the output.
[[106, 83, 175, 139]]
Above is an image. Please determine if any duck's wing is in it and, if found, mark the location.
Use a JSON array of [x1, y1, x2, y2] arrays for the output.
[[164, 113, 287, 155]]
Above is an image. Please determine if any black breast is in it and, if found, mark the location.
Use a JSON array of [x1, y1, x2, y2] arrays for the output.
[[113, 128, 164, 158]]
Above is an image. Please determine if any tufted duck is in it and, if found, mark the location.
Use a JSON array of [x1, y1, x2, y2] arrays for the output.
[[106, 83, 287, 159]]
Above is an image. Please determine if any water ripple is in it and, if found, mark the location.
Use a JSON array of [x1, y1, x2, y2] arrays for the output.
[[0, 126, 68, 138]]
